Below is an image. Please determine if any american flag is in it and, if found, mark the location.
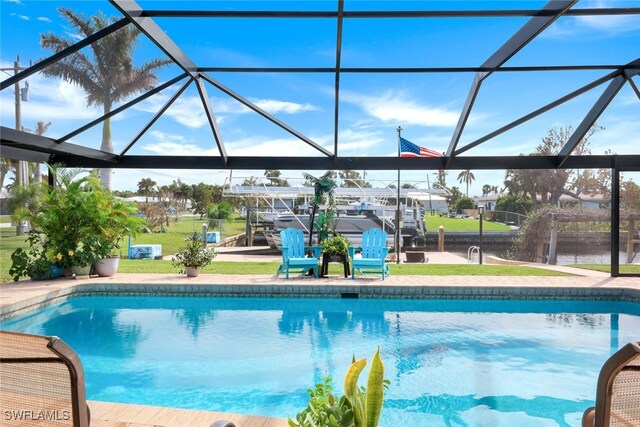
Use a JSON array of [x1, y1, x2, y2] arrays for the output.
[[399, 137, 443, 158]]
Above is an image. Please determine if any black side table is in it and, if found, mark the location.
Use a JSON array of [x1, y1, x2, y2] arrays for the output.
[[321, 253, 350, 278]]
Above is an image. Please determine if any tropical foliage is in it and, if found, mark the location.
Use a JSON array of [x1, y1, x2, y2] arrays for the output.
[[495, 194, 534, 215], [321, 234, 351, 256], [289, 349, 387, 427], [11, 167, 145, 274], [303, 172, 338, 244], [457, 169, 475, 196], [40, 8, 170, 188], [172, 232, 217, 270]]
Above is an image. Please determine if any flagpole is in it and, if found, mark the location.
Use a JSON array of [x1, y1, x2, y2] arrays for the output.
[[396, 126, 402, 265]]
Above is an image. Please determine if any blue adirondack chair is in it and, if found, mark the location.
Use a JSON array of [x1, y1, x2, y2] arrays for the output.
[[348, 228, 390, 280], [276, 228, 321, 279]]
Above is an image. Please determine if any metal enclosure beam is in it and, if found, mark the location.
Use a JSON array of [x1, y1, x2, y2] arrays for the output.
[[445, 0, 577, 166], [455, 70, 620, 156], [333, 0, 344, 160], [198, 65, 625, 73], [0, 19, 129, 91], [199, 73, 332, 157], [557, 74, 628, 166], [611, 163, 620, 277], [120, 76, 194, 157], [628, 76, 640, 100], [0, 146, 51, 163], [48, 153, 640, 171], [1, 127, 117, 162], [109, 0, 197, 76], [57, 73, 188, 143], [195, 76, 227, 164], [139, 8, 640, 18]]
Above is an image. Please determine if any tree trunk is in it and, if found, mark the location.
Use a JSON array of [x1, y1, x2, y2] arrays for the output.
[[100, 103, 113, 190]]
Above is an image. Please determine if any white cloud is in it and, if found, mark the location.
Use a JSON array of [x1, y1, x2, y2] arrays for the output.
[[64, 31, 83, 42], [37, 17, 52, 22], [142, 141, 219, 156], [149, 130, 186, 144], [17, 14, 29, 20], [5, 0, 24, 4], [134, 87, 320, 129], [0, 70, 100, 125], [544, 2, 640, 38], [254, 99, 318, 114], [342, 90, 459, 128]]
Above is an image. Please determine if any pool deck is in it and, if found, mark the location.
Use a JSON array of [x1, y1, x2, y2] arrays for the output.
[[1, 268, 639, 427]]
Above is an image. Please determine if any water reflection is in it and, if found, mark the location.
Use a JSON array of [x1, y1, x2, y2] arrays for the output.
[[1, 296, 638, 427], [41, 307, 142, 358], [386, 393, 591, 427]]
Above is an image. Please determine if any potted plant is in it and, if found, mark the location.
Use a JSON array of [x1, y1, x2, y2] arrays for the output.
[[69, 236, 100, 278], [172, 232, 217, 277], [321, 234, 351, 262], [12, 166, 146, 278], [9, 231, 63, 282], [92, 197, 146, 277]]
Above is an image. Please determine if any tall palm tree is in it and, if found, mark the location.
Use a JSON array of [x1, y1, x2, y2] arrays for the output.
[[137, 177, 157, 203], [40, 8, 171, 189], [457, 169, 476, 196], [33, 121, 51, 183]]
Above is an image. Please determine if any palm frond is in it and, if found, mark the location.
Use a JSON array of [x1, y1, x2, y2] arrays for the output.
[[58, 8, 95, 37]]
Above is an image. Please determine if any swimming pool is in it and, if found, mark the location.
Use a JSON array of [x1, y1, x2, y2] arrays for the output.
[[1, 296, 639, 427]]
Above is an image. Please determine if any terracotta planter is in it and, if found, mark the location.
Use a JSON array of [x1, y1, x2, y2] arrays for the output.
[[185, 266, 200, 277], [73, 265, 91, 279], [94, 257, 120, 277]]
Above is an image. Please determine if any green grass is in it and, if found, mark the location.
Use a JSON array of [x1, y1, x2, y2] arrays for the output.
[[0, 216, 249, 283], [0, 215, 12, 224], [568, 264, 640, 274], [116, 259, 567, 276], [424, 213, 513, 232], [129, 216, 247, 256]]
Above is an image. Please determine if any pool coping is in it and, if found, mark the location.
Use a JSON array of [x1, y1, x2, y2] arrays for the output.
[[2, 273, 640, 321]]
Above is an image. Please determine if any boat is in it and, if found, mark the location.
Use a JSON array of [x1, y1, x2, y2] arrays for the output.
[[264, 208, 420, 249]]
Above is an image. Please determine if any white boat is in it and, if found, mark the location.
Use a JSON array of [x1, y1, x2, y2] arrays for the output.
[[265, 209, 399, 249]]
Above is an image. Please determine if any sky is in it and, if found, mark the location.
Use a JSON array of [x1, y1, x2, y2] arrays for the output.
[[1, 0, 639, 197]]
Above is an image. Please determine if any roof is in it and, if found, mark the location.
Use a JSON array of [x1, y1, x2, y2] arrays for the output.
[[1, 1, 638, 172]]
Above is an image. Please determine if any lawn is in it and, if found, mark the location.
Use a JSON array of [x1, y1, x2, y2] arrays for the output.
[[424, 213, 513, 232], [568, 264, 640, 274], [0, 216, 248, 283], [116, 260, 567, 276]]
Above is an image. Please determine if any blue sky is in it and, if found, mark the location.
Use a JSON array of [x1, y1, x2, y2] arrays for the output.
[[1, 0, 639, 196]]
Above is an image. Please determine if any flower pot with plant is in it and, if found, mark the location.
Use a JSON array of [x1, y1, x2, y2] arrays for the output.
[[11, 166, 147, 278], [9, 231, 62, 282], [172, 232, 217, 277], [321, 234, 351, 262]]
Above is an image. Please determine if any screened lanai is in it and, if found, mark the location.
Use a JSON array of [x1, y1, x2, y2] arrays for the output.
[[1, 0, 639, 276]]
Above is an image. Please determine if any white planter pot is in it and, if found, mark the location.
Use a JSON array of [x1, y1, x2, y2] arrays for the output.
[[186, 266, 200, 277], [94, 257, 120, 277], [72, 265, 91, 279]]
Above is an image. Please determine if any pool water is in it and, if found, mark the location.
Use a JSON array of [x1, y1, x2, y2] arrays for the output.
[[2, 296, 639, 427]]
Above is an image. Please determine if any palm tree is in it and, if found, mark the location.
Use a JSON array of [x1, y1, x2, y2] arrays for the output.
[[40, 8, 171, 189], [457, 169, 476, 196], [137, 177, 157, 203], [302, 172, 337, 246], [33, 121, 51, 183]]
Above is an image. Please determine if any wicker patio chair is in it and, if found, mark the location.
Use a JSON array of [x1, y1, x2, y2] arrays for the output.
[[0, 330, 90, 427], [582, 341, 640, 427]]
